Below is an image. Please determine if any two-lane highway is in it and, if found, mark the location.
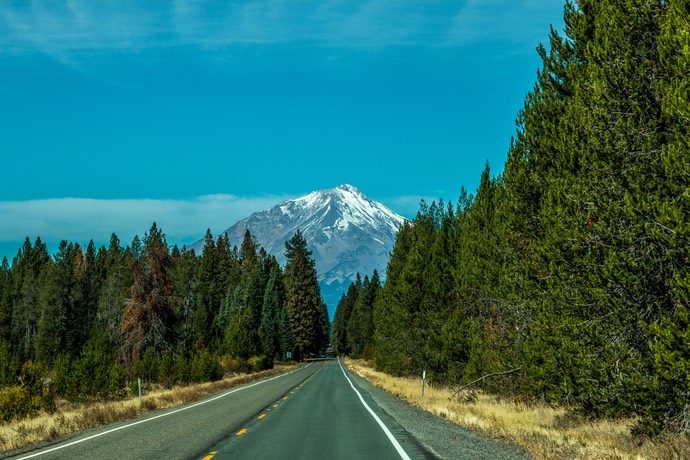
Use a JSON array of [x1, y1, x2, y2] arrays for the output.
[[200, 359, 432, 459], [9, 360, 433, 460]]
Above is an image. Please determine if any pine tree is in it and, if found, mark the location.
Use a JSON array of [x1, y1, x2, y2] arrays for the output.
[[331, 276, 360, 355], [95, 234, 129, 346], [0, 257, 12, 343], [373, 221, 414, 375], [35, 241, 80, 363], [171, 246, 198, 355], [260, 259, 285, 364], [347, 271, 380, 358], [645, 0, 690, 434], [78, 240, 103, 347], [284, 230, 326, 357], [121, 223, 177, 367], [11, 237, 50, 362], [193, 229, 220, 344]]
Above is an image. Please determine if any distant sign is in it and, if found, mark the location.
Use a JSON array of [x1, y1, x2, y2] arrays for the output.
[[286, 352, 292, 359]]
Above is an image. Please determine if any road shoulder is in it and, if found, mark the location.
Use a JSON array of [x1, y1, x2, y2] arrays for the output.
[[344, 363, 530, 460]]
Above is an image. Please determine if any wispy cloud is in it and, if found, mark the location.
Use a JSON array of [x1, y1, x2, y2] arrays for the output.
[[447, 0, 562, 47], [0, 194, 290, 250], [0, 191, 422, 258], [0, 0, 560, 57]]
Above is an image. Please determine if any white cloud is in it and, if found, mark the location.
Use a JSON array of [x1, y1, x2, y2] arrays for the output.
[[0, 194, 290, 249], [446, 0, 562, 47], [0, 0, 516, 55]]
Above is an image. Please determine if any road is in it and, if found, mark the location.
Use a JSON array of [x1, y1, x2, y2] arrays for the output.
[[9, 360, 433, 460]]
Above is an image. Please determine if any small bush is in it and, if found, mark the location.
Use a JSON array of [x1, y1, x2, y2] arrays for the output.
[[233, 357, 250, 373], [248, 356, 264, 373], [0, 386, 37, 422], [190, 351, 223, 383]]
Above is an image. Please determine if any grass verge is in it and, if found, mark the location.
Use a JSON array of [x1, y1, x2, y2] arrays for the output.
[[345, 359, 689, 460], [0, 364, 299, 455]]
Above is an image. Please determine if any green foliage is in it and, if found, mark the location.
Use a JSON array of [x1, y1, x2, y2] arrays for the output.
[[53, 331, 125, 402], [190, 347, 223, 383], [260, 261, 285, 365], [284, 230, 329, 356], [0, 361, 55, 422], [331, 276, 360, 355], [0, 340, 20, 387], [367, 0, 690, 437], [0, 224, 295, 413], [346, 272, 379, 358], [0, 386, 38, 423]]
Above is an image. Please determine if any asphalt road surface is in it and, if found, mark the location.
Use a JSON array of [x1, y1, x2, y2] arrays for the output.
[[8, 360, 435, 460]]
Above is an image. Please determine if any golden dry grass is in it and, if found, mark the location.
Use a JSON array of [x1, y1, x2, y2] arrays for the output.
[[345, 359, 690, 460], [0, 364, 298, 454]]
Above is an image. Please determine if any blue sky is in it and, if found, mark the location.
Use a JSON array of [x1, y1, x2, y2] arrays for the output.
[[0, 1, 565, 261]]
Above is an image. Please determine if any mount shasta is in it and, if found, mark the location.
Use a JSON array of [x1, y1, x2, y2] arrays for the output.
[[190, 184, 405, 317]]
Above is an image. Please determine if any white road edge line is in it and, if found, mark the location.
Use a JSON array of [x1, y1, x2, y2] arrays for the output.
[[17, 363, 313, 460], [337, 358, 412, 460]]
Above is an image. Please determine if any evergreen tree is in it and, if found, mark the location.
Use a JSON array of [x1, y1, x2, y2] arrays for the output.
[[0, 257, 12, 343], [121, 223, 177, 367], [224, 301, 258, 359], [11, 237, 50, 362], [645, 0, 690, 434], [193, 229, 220, 344], [331, 276, 360, 355], [171, 246, 198, 355], [284, 230, 326, 357], [78, 240, 103, 347], [260, 259, 285, 364], [95, 234, 129, 345], [373, 221, 414, 375], [35, 241, 79, 363], [347, 271, 380, 358]]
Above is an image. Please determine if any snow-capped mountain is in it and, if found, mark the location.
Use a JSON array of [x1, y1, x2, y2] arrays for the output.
[[190, 184, 406, 316]]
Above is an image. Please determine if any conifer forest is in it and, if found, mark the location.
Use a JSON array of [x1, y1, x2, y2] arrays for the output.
[[0, 227, 329, 422], [332, 0, 690, 437], [1, 0, 690, 441]]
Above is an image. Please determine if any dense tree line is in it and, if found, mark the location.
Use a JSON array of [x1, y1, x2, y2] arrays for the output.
[[0, 226, 328, 421], [330, 272, 381, 358], [338, 0, 690, 436]]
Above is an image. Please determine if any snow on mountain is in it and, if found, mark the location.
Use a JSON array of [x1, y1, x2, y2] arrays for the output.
[[190, 184, 406, 317]]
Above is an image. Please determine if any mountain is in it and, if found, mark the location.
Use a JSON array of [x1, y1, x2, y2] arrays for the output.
[[190, 184, 406, 317]]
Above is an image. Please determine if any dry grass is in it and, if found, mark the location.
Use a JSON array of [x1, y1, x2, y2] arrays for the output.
[[345, 359, 690, 460], [0, 364, 298, 455]]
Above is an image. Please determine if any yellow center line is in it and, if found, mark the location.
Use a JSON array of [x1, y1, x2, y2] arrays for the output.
[[202, 456, 214, 460], [237, 428, 247, 436], [282, 396, 288, 400], [258, 413, 266, 419], [273, 403, 280, 407]]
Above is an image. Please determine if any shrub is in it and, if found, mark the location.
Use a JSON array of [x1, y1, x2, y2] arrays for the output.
[[248, 356, 264, 373], [0, 386, 38, 422], [190, 350, 223, 383]]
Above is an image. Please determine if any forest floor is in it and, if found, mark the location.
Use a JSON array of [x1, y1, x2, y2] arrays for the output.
[[0, 363, 300, 455], [345, 359, 690, 460]]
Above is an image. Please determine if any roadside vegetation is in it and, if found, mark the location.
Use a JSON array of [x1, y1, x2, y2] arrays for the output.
[[0, 223, 329, 440], [333, 0, 690, 449], [0, 364, 297, 454], [346, 359, 690, 460]]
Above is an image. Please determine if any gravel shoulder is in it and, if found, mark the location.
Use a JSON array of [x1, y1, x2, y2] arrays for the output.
[[346, 365, 531, 460]]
